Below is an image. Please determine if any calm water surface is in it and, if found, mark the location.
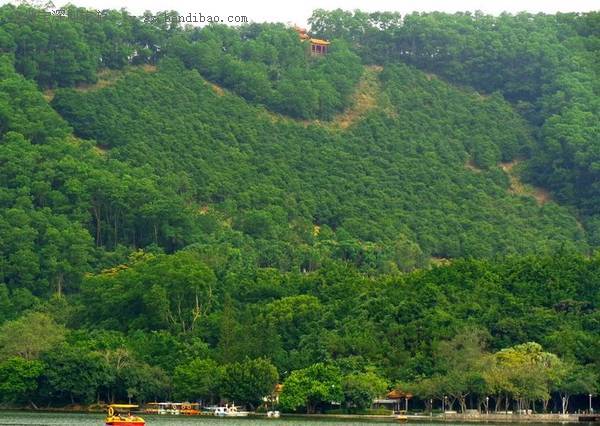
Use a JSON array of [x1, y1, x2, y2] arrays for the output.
[[0, 412, 399, 425], [0, 412, 580, 426]]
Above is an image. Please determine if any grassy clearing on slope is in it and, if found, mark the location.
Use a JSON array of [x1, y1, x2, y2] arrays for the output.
[[465, 159, 483, 173], [332, 65, 383, 129], [44, 65, 158, 102], [501, 160, 551, 205], [242, 65, 387, 130]]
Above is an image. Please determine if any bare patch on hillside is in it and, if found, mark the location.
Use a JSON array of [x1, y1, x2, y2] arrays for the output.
[[500, 159, 551, 205], [207, 81, 225, 96], [44, 68, 133, 101], [93, 145, 108, 156], [140, 64, 157, 73], [65, 135, 109, 156], [331, 65, 382, 129], [430, 257, 452, 266], [217, 65, 386, 129], [465, 158, 483, 173], [43, 89, 56, 102], [74, 69, 124, 93], [72, 65, 157, 94]]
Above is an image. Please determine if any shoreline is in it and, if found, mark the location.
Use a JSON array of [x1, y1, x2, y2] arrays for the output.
[[0, 408, 589, 423], [286, 413, 584, 423]]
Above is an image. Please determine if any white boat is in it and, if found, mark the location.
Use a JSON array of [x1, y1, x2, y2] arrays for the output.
[[145, 402, 181, 415], [267, 410, 280, 418], [214, 404, 249, 417]]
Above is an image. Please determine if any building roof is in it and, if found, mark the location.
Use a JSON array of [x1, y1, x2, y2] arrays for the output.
[[294, 26, 310, 39], [309, 38, 330, 46], [293, 25, 330, 45], [386, 390, 413, 399]]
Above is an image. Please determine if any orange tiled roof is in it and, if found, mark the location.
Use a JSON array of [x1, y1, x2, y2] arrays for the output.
[[309, 38, 330, 46], [387, 390, 413, 399]]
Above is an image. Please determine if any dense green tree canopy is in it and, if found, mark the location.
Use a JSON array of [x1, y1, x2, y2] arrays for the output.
[[342, 371, 388, 409], [0, 2, 597, 413], [0, 357, 44, 403], [220, 358, 279, 409], [280, 363, 343, 413], [51, 58, 586, 265], [309, 9, 600, 229]]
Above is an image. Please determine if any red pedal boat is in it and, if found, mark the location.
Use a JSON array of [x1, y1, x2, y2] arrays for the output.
[[105, 404, 145, 426]]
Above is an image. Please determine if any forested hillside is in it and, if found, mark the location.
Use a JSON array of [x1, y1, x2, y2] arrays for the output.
[[309, 9, 600, 240], [0, 2, 598, 413], [51, 58, 585, 268]]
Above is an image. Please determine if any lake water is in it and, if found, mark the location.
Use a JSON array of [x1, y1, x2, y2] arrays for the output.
[[0, 411, 400, 425], [0, 412, 582, 426]]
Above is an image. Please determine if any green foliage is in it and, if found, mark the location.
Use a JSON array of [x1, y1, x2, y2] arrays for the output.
[[555, 362, 598, 413], [0, 56, 199, 302], [0, 3, 597, 413], [167, 23, 363, 119], [407, 337, 594, 414], [0, 250, 597, 410], [342, 371, 388, 409], [0, 312, 66, 361], [51, 57, 586, 265], [220, 358, 279, 409], [0, 4, 175, 87], [309, 9, 600, 222], [490, 342, 560, 411], [0, 6, 96, 87], [0, 56, 70, 142], [40, 344, 112, 404], [128, 330, 210, 374], [80, 251, 216, 332], [280, 363, 343, 413], [0, 357, 44, 403], [173, 358, 222, 403], [121, 361, 171, 403]]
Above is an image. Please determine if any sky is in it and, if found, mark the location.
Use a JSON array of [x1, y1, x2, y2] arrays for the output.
[[2, 0, 598, 26]]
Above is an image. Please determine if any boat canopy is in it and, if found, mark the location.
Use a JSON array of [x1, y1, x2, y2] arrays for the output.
[[109, 404, 139, 408]]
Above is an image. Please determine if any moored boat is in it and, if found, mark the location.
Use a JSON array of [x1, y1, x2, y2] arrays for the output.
[[105, 404, 145, 426], [214, 404, 249, 417], [144, 401, 200, 415], [144, 402, 182, 415], [181, 402, 201, 415]]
